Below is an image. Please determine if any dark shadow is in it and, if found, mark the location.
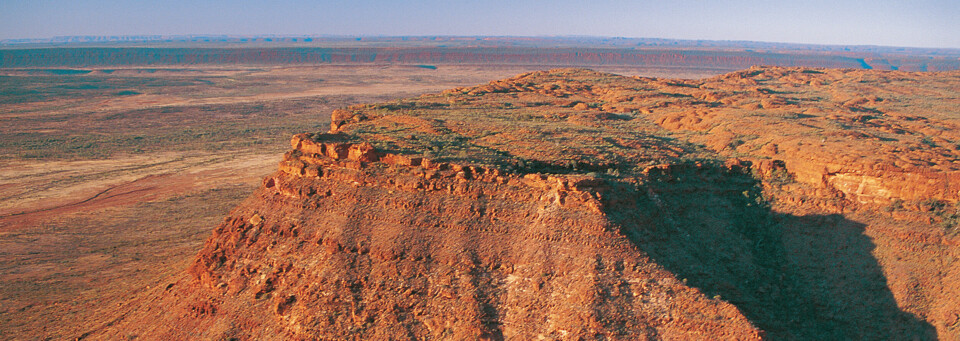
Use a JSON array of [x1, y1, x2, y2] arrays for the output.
[[608, 162, 937, 340]]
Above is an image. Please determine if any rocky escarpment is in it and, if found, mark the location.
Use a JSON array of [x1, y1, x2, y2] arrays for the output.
[[423, 67, 960, 207], [100, 134, 766, 340], [96, 68, 960, 340]]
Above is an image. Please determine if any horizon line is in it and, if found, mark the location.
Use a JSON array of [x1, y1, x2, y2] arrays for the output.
[[3, 34, 960, 52]]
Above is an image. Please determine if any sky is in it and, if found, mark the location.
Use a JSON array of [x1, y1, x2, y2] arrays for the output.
[[1, 0, 958, 48]]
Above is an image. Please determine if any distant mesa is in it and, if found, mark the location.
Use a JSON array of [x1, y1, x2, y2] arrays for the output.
[[2, 36, 959, 71]]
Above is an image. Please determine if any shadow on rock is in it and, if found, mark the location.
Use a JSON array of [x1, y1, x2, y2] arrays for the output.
[[610, 162, 936, 340]]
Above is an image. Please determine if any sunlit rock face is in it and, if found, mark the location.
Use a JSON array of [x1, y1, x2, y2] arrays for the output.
[[99, 68, 960, 340]]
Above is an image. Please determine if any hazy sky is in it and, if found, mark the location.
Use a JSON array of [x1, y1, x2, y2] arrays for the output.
[[2, 0, 958, 48]]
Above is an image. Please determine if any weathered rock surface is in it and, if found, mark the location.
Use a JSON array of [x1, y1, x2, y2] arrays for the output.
[[96, 68, 960, 340]]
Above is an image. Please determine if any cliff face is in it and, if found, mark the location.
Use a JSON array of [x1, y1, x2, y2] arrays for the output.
[[101, 136, 762, 340], [97, 68, 960, 340]]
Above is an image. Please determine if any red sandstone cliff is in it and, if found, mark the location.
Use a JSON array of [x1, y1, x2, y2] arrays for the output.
[[93, 68, 960, 340]]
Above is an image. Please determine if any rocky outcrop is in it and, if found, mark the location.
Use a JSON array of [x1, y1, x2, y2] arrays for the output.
[[96, 68, 960, 340], [104, 133, 765, 340]]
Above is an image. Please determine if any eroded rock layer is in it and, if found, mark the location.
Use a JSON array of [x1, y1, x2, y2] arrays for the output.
[[98, 68, 960, 340]]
